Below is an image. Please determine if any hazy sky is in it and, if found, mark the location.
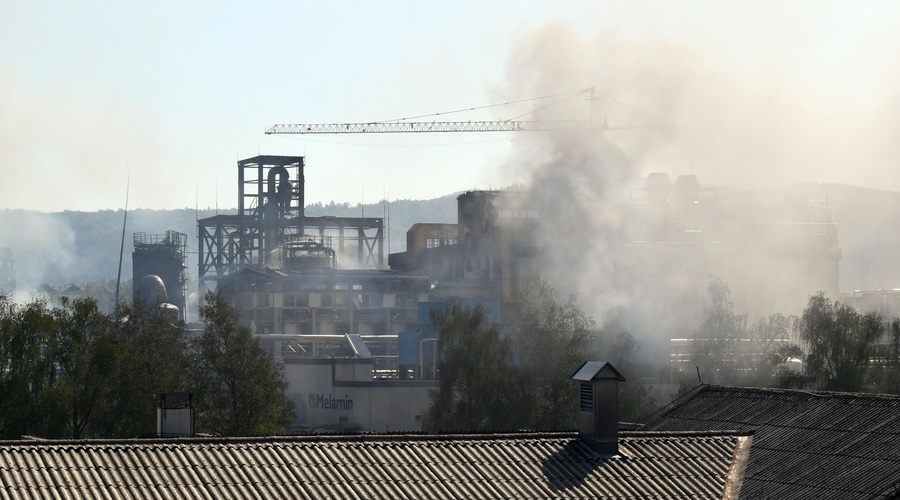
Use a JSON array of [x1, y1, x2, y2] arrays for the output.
[[2, 1, 899, 212]]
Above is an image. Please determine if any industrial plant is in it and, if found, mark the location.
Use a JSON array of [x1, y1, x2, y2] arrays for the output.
[[120, 152, 848, 433]]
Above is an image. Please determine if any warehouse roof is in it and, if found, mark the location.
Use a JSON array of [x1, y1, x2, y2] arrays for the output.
[[642, 385, 900, 499], [0, 430, 751, 499]]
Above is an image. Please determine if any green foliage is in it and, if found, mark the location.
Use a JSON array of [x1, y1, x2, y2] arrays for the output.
[[0, 297, 57, 438], [684, 282, 900, 394], [608, 332, 658, 423], [871, 319, 900, 394], [686, 279, 804, 391], [801, 292, 882, 392], [690, 280, 750, 385], [768, 343, 807, 389], [0, 292, 295, 439], [190, 292, 295, 436], [505, 278, 594, 430], [425, 279, 596, 432], [48, 297, 119, 438], [101, 299, 190, 437], [423, 303, 522, 432]]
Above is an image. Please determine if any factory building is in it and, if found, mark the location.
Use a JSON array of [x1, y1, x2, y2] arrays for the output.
[[390, 190, 539, 301], [216, 267, 427, 336], [186, 159, 842, 431], [197, 156, 429, 339], [195, 156, 435, 433], [389, 174, 840, 368]]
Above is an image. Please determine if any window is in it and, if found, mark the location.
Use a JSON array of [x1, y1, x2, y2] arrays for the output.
[[427, 236, 458, 248]]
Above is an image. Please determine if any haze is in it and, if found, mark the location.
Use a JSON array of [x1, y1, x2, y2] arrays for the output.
[[1, 2, 899, 212]]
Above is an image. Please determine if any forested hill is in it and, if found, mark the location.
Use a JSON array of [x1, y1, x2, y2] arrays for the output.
[[0, 194, 459, 290], [0, 185, 898, 293]]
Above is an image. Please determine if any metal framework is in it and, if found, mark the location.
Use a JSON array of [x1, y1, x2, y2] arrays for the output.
[[265, 120, 598, 135], [198, 156, 384, 292], [265, 89, 656, 135]]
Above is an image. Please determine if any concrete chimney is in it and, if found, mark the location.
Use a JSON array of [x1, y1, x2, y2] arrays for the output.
[[571, 361, 625, 456]]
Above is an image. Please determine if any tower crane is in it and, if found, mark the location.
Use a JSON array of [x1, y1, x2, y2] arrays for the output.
[[265, 88, 652, 135]]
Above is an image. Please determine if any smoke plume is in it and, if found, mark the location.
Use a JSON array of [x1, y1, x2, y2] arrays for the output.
[[490, 22, 879, 341]]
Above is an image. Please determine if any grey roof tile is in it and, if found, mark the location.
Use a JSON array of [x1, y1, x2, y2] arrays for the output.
[[0, 431, 749, 499], [643, 385, 900, 499]]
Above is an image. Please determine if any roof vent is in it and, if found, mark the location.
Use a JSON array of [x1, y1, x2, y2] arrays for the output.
[[571, 361, 625, 456], [156, 392, 195, 437]]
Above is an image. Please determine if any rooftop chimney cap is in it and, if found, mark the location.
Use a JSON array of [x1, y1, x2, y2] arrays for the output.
[[571, 361, 626, 382]]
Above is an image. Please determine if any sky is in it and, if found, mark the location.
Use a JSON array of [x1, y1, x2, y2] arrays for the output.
[[2, 1, 900, 212]]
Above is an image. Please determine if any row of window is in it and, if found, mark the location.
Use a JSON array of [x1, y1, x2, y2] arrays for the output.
[[236, 292, 419, 309]]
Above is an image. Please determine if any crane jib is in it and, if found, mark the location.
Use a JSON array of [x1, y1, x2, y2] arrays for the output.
[[264, 120, 602, 134]]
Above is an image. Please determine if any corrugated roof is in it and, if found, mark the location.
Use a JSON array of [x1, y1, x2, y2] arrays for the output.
[[642, 385, 900, 499], [0, 431, 750, 499]]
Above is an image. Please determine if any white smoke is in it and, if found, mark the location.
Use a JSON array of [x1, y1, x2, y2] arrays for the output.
[[488, 22, 878, 335], [0, 211, 77, 292]]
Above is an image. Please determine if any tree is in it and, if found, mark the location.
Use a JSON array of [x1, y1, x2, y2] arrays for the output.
[[423, 302, 522, 432], [425, 279, 596, 432], [100, 299, 190, 437], [0, 296, 57, 439], [690, 280, 748, 385], [752, 314, 806, 389], [190, 292, 295, 436], [871, 319, 900, 394], [47, 297, 119, 438], [504, 278, 594, 430], [609, 332, 658, 423], [801, 292, 882, 391], [686, 279, 804, 390]]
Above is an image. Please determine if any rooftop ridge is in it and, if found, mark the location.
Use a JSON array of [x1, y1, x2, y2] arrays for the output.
[[705, 384, 900, 400], [0, 429, 752, 448]]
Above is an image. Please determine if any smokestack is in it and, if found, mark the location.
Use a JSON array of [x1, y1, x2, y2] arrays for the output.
[[571, 361, 625, 456]]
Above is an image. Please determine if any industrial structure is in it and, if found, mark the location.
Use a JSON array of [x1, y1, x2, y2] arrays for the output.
[[197, 156, 385, 293], [390, 173, 841, 373], [196, 155, 433, 432], [197, 155, 426, 339], [216, 267, 427, 337], [185, 152, 843, 430], [264, 88, 655, 136], [132, 230, 187, 320], [390, 190, 539, 301]]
